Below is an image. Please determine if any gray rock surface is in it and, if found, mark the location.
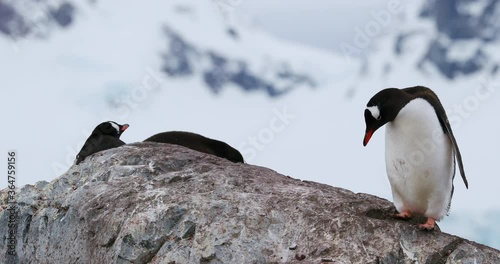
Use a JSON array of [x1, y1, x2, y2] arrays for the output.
[[1, 142, 499, 263]]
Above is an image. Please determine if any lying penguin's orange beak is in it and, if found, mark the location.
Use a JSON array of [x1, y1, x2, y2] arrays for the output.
[[121, 124, 129, 131], [363, 129, 374, 146]]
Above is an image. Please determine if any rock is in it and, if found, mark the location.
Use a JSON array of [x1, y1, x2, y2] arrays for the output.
[[1, 142, 499, 263]]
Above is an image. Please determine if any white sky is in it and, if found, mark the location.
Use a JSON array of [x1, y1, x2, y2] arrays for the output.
[[234, 0, 389, 52]]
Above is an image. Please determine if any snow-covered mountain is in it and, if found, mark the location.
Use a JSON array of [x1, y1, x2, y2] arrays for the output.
[[3, 0, 499, 91], [418, 0, 500, 78], [0, 0, 75, 38], [363, 0, 500, 80], [0, 0, 350, 98], [1, 0, 499, 250]]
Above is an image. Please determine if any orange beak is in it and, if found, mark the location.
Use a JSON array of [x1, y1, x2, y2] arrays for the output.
[[363, 129, 374, 146]]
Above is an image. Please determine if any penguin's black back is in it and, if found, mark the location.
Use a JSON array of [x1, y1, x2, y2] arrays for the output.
[[76, 135, 125, 164], [144, 131, 244, 163]]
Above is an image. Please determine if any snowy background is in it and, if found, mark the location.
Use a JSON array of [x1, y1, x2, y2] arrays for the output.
[[1, 0, 499, 249]]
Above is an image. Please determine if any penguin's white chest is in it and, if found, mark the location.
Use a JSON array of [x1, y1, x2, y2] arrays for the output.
[[385, 99, 454, 220]]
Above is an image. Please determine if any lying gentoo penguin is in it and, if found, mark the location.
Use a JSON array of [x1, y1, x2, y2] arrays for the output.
[[144, 131, 244, 163], [75, 121, 129, 165], [363, 86, 468, 230]]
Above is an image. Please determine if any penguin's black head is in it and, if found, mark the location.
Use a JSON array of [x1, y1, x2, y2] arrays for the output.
[[363, 88, 410, 146], [93, 121, 129, 138]]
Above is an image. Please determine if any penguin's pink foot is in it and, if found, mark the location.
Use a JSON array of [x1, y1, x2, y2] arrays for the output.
[[418, 218, 436, 231], [391, 210, 412, 220]]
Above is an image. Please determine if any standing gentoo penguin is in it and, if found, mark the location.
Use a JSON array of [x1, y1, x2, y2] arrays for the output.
[[144, 131, 244, 163], [75, 121, 129, 165], [363, 86, 468, 230]]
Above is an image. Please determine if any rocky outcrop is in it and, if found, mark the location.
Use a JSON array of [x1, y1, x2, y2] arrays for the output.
[[1, 142, 499, 263]]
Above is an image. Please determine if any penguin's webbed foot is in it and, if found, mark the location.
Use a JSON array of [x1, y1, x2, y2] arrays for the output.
[[391, 210, 412, 220], [418, 218, 436, 231]]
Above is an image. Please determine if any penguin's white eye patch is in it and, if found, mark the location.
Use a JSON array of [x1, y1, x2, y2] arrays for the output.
[[367, 106, 381, 120], [109, 122, 120, 133]]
